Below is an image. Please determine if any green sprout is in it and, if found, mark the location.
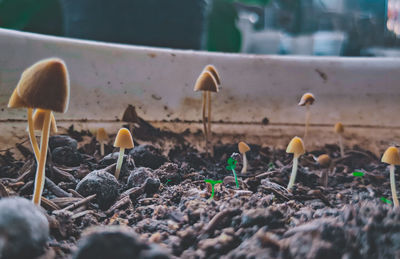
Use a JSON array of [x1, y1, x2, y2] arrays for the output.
[[226, 157, 239, 188], [204, 179, 223, 199], [353, 171, 364, 178], [380, 197, 393, 205]]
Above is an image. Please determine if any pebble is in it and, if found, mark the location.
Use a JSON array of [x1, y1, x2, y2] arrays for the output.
[[129, 145, 167, 169]]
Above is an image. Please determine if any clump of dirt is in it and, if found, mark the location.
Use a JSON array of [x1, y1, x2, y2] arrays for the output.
[[0, 118, 399, 258]]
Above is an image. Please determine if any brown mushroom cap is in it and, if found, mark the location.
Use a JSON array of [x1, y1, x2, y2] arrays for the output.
[[96, 128, 109, 142], [238, 141, 250, 154], [317, 154, 331, 167], [32, 109, 57, 133], [8, 58, 70, 113], [382, 146, 400, 165], [298, 93, 315, 106], [203, 65, 221, 85], [334, 122, 344, 134], [286, 137, 305, 157], [193, 71, 219, 93], [122, 105, 139, 123], [114, 128, 134, 149]]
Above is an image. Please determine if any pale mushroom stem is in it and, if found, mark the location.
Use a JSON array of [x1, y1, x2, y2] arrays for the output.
[[115, 147, 125, 180], [32, 110, 51, 205], [304, 103, 310, 138], [100, 142, 105, 156], [390, 164, 399, 207], [202, 91, 209, 155], [27, 108, 40, 162], [287, 155, 299, 191], [241, 153, 248, 173], [321, 169, 328, 188], [207, 91, 213, 156], [338, 134, 344, 157]]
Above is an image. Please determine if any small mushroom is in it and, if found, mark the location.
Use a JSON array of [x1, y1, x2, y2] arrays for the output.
[[317, 154, 331, 188], [32, 109, 58, 134], [194, 68, 219, 155], [298, 93, 315, 138], [114, 128, 134, 180], [238, 141, 251, 173], [96, 128, 109, 156], [122, 105, 139, 134], [286, 136, 305, 191], [381, 146, 400, 207], [334, 122, 345, 157], [8, 58, 70, 205]]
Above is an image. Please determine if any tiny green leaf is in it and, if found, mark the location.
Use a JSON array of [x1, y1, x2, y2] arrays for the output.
[[353, 171, 364, 177], [380, 197, 392, 204]]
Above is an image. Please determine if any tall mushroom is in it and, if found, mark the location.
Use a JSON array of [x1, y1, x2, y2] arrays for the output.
[[96, 128, 109, 156], [8, 58, 70, 205], [114, 128, 134, 180], [193, 69, 219, 155], [298, 93, 315, 138], [238, 141, 251, 173], [286, 136, 305, 191], [122, 104, 139, 134], [203, 65, 221, 138], [334, 122, 345, 157], [381, 146, 400, 207]]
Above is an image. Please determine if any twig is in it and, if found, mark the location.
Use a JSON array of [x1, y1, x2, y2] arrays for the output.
[[72, 210, 95, 220], [202, 208, 241, 235], [41, 197, 61, 211], [56, 194, 96, 213], [45, 178, 71, 197], [68, 189, 84, 198], [105, 196, 132, 215]]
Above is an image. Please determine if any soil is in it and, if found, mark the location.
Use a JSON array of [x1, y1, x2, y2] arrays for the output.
[[0, 117, 399, 259]]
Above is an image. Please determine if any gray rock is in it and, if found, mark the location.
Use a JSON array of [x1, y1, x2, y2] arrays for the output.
[[129, 145, 167, 170], [49, 135, 78, 151], [0, 197, 49, 259], [127, 167, 154, 188]]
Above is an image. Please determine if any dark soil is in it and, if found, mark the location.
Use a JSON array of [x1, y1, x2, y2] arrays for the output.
[[0, 119, 399, 259]]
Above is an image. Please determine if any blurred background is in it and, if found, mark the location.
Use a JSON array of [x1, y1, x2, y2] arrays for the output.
[[0, 0, 398, 56]]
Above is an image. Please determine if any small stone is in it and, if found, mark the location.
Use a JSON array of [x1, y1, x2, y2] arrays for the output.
[[127, 167, 154, 188], [52, 146, 82, 166], [73, 226, 170, 259], [49, 135, 78, 151], [0, 197, 49, 259], [76, 170, 120, 210], [144, 178, 160, 196], [130, 145, 167, 169]]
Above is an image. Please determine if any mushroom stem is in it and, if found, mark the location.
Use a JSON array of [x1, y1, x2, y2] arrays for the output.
[[241, 153, 248, 173], [32, 110, 51, 205], [128, 123, 133, 134], [390, 164, 399, 207], [27, 108, 40, 162], [321, 169, 328, 188], [287, 156, 299, 191], [115, 147, 125, 180], [304, 103, 310, 138], [338, 134, 344, 157], [207, 91, 213, 156], [202, 91, 208, 155], [100, 142, 105, 156]]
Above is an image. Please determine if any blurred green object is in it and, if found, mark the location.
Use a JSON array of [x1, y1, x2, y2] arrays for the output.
[[0, 0, 62, 35], [207, 0, 270, 53]]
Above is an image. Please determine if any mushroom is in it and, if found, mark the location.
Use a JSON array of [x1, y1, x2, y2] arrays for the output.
[[8, 58, 70, 205], [317, 154, 331, 188], [203, 65, 221, 138], [96, 128, 109, 156], [298, 93, 315, 138], [122, 104, 139, 134], [334, 122, 345, 157], [286, 136, 305, 191], [194, 68, 219, 155], [238, 141, 251, 173], [381, 146, 400, 207], [113, 128, 134, 180]]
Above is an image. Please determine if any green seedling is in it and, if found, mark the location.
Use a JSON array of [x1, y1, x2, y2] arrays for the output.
[[114, 128, 134, 180], [286, 136, 305, 191], [8, 58, 70, 206], [165, 179, 171, 185], [226, 157, 239, 188], [353, 171, 364, 178], [204, 179, 223, 199], [380, 197, 393, 205], [381, 146, 400, 207], [268, 162, 275, 170]]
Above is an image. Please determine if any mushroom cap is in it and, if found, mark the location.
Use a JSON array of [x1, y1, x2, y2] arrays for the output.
[[238, 141, 250, 154], [96, 128, 109, 142], [193, 71, 219, 93], [122, 105, 139, 123], [334, 122, 344, 134], [32, 109, 57, 133], [114, 128, 134, 149], [298, 93, 315, 106], [381, 146, 400, 165], [317, 154, 331, 167], [286, 136, 305, 157], [203, 65, 221, 85], [8, 58, 70, 113]]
